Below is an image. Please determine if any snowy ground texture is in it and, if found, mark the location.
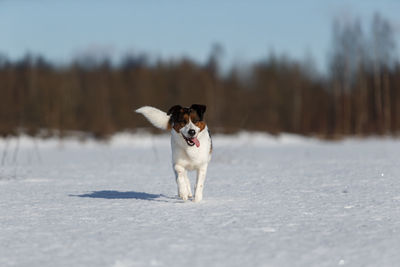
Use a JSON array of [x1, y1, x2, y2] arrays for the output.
[[1, 132, 400, 267]]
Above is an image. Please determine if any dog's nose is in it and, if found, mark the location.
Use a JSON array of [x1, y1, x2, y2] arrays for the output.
[[188, 129, 196, 136]]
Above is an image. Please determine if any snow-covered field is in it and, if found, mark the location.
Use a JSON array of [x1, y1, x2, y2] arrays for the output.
[[1, 133, 400, 267]]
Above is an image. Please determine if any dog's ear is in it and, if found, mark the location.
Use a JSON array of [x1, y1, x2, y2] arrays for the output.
[[167, 105, 182, 116], [190, 104, 206, 120]]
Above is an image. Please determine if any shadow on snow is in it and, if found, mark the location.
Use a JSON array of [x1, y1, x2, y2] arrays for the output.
[[71, 190, 176, 202]]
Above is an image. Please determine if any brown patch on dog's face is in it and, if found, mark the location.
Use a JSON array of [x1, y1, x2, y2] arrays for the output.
[[168, 106, 191, 133], [190, 112, 206, 131], [172, 112, 190, 133], [168, 105, 184, 133]]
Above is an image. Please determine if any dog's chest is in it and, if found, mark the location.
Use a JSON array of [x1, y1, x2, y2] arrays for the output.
[[171, 134, 210, 170]]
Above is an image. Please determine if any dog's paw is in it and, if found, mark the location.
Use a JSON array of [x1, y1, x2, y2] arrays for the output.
[[193, 194, 203, 202], [179, 192, 189, 201]]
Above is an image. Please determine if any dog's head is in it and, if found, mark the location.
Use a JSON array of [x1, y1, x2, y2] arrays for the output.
[[167, 104, 207, 147]]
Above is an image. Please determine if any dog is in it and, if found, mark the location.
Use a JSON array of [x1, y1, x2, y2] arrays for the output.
[[136, 104, 212, 202]]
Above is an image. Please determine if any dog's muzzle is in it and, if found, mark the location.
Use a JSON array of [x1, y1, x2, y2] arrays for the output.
[[182, 133, 200, 147]]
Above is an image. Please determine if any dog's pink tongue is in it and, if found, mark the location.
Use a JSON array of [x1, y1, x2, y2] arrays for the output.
[[192, 137, 200, 147]]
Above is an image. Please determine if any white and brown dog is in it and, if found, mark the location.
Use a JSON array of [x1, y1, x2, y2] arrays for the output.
[[136, 104, 212, 202]]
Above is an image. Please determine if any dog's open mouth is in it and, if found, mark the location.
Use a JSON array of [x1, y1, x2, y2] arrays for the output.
[[182, 134, 200, 147]]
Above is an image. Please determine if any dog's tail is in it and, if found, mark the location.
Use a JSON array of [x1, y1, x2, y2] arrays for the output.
[[135, 106, 170, 130]]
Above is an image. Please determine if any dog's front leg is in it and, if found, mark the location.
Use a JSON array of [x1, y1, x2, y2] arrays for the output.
[[184, 174, 193, 198], [174, 164, 189, 201], [194, 164, 208, 202]]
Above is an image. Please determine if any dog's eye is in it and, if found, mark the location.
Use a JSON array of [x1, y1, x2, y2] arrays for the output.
[[192, 119, 199, 123]]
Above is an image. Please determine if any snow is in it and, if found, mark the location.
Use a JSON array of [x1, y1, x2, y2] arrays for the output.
[[1, 133, 400, 267]]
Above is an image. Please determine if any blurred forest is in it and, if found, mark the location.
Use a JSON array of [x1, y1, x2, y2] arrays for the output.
[[1, 14, 399, 139]]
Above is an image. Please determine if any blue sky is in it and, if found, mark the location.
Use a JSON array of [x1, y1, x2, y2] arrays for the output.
[[1, 0, 399, 71]]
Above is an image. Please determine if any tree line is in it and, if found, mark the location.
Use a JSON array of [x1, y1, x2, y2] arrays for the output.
[[0, 14, 399, 138]]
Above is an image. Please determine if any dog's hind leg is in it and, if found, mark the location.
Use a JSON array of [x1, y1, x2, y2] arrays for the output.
[[194, 164, 208, 202], [174, 164, 189, 201]]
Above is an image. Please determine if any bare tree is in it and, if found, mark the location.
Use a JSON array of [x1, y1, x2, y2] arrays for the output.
[[329, 18, 366, 134], [369, 13, 396, 133]]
